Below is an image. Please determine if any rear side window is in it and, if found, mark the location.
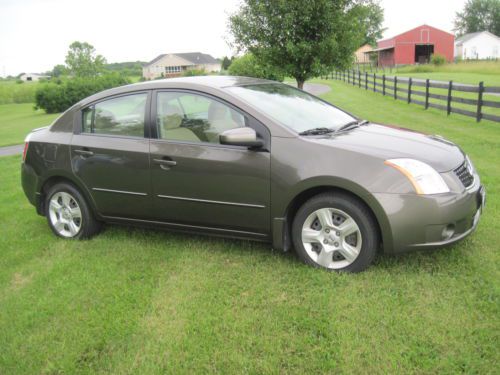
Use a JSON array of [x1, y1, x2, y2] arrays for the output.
[[81, 93, 147, 137]]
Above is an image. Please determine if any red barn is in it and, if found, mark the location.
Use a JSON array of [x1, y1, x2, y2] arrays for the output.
[[374, 25, 454, 66]]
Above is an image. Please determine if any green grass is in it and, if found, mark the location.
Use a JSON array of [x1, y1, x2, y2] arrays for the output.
[[0, 104, 60, 147], [0, 80, 499, 374], [0, 80, 39, 105], [388, 61, 500, 86]]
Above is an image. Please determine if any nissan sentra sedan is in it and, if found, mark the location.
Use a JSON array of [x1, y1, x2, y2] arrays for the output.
[[21, 76, 485, 272]]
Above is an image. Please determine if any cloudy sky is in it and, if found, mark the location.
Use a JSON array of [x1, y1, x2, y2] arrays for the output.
[[0, 0, 467, 77]]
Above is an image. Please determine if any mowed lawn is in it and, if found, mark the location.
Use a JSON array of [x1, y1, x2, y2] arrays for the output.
[[0, 103, 60, 147], [392, 61, 500, 86], [0, 80, 499, 374]]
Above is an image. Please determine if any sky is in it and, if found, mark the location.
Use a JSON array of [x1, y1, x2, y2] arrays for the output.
[[0, 0, 468, 77]]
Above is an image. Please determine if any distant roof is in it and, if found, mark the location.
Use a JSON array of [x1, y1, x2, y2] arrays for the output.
[[144, 52, 219, 67], [455, 31, 500, 44], [21, 73, 49, 77]]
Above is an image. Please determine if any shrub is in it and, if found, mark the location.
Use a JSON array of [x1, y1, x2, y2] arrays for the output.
[[182, 69, 207, 77], [35, 73, 130, 113], [16, 79, 24, 84], [431, 54, 446, 66], [228, 54, 284, 81]]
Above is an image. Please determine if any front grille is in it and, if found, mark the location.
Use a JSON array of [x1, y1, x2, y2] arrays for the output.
[[454, 161, 474, 188]]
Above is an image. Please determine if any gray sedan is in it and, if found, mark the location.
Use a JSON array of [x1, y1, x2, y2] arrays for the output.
[[21, 76, 485, 272]]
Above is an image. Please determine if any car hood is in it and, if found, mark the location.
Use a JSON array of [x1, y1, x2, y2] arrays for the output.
[[313, 123, 464, 172]]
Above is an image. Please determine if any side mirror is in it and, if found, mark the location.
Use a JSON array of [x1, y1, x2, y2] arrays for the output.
[[219, 127, 264, 148]]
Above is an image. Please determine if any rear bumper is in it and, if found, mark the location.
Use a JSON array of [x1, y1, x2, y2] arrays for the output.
[[374, 185, 485, 254]]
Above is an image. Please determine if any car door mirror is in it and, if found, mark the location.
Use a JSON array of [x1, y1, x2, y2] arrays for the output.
[[219, 127, 264, 149]]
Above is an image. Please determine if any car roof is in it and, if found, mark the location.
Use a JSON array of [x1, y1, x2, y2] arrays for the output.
[[132, 75, 275, 89], [76, 75, 278, 108]]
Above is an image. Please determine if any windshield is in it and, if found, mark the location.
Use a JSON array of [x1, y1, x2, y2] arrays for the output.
[[227, 83, 355, 133]]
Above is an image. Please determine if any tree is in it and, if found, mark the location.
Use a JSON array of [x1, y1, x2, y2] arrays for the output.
[[51, 64, 68, 77], [353, 0, 386, 46], [65, 41, 106, 77], [454, 0, 500, 36], [221, 56, 234, 70], [228, 53, 284, 81], [229, 0, 374, 89]]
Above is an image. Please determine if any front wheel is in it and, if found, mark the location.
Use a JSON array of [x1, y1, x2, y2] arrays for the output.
[[45, 182, 101, 239], [292, 192, 379, 272]]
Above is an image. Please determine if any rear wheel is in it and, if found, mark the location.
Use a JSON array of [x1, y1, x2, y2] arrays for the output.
[[45, 183, 101, 239], [292, 192, 379, 272]]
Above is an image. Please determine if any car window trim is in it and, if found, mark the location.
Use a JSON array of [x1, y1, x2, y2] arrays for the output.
[[75, 132, 149, 141], [151, 88, 270, 151], [74, 90, 152, 139]]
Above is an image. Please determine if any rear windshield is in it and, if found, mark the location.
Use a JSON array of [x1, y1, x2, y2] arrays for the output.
[[227, 83, 355, 133]]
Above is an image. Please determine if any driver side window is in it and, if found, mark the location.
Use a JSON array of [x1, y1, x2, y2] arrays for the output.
[[156, 92, 245, 143]]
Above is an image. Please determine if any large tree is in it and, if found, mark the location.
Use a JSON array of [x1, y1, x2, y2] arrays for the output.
[[454, 0, 500, 36], [65, 41, 106, 78], [353, 0, 386, 46], [229, 0, 375, 89]]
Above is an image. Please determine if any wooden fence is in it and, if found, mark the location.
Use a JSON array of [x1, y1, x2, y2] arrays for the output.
[[325, 70, 500, 123]]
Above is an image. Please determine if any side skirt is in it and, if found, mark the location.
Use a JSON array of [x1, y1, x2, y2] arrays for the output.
[[101, 215, 271, 242]]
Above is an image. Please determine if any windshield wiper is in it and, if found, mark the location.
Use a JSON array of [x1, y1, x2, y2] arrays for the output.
[[336, 119, 369, 133], [299, 127, 335, 136]]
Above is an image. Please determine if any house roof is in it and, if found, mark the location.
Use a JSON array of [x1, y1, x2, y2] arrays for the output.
[[455, 31, 500, 44], [144, 52, 219, 67]]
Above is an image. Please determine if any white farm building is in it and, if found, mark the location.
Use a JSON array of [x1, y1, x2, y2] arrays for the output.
[[454, 31, 500, 60]]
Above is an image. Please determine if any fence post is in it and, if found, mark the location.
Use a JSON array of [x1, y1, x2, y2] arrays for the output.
[[365, 72, 368, 90], [382, 74, 386, 95], [394, 76, 397, 100], [447, 80, 453, 115], [476, 81, 484, 122], [373, 73, 376, 92], [358, 70, 361, 88], [408, 77, 412, 103], [352, 69, 356, 86], [425, 79, 430, 109]]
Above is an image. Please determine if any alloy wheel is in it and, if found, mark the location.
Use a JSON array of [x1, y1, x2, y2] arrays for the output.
[[301, 207, 362, 269], [48, 192, 82, 238]]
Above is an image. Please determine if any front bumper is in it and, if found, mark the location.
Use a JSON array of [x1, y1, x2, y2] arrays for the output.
[[374, 184, 485, 254]]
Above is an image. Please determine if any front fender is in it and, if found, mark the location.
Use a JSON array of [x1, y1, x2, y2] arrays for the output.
[[272, 175, 394, 254]]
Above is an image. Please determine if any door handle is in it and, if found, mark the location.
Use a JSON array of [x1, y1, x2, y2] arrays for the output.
[[74, 149, 94, 157], [153, 158, 177, 170]]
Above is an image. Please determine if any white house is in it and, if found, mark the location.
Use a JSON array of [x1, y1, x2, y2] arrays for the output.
[[454, 31, 500, 60], [143, 52, 221, 80], [19, 73, 50, 81]]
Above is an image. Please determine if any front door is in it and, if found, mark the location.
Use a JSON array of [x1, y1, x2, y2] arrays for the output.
[[71, 92, 152, 219], [150, 90, 271, 237]]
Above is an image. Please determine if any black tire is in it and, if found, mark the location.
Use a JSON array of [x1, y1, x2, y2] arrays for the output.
[[45, 182, 102, 239], [292, 192, 379, 273]]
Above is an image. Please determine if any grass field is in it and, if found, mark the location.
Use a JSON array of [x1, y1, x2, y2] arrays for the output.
[[0, 80, 39, 105], [0, 103, 60, 147], [382, 61, 500, 86], [0, 79, 499, 374]]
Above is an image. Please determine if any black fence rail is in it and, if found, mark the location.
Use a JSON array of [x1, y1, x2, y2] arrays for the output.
[[325, 70, 500, 123]]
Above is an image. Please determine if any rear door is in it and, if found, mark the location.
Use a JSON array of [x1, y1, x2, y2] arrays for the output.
[[71, 91, 152, 219], [149, 90, 271, 237]]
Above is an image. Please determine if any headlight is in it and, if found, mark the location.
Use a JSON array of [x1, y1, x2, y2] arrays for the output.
[[384, 158, 450, 195], [465, 154, 475, 175]]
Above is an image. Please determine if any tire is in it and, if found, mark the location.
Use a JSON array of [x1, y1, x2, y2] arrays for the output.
[[292, 192, 379, 273], [45, 182, 102, 239]]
